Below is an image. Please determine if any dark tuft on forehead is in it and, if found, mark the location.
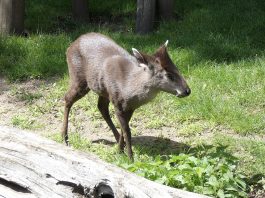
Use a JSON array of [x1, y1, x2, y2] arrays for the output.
[[154, 46, 176, 73]]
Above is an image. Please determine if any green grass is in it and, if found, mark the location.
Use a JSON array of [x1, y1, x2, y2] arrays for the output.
[[49, 132, 251, 197], [214, 134, 265, 176], [0, 34, 70, 81], [1, 0, 265, 197], [11, 114, 43, 129]]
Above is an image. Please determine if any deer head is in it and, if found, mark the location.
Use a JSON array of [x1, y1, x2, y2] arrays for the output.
[[132, 41, 191, 98]]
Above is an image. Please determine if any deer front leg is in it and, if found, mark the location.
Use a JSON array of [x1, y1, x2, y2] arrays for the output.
[[97, 96, 121, 143], [115, 109, 134, 161]]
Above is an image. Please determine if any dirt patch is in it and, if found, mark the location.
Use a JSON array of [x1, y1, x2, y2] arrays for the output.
[[1, 77, 264, 149], [0, 78, 58, 133], [0, 77, 193, 148], [0, 78, 25, 127]]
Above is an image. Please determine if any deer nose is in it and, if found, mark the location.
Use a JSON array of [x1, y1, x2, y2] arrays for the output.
[[185, 88, 191, 96]]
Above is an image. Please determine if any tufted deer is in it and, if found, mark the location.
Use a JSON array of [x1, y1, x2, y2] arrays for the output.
[[62, 33, 190, 161]]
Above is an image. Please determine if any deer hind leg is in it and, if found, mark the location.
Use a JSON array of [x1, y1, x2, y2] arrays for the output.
[[62, 81, 89, 146], [97, 96, 122, 144]]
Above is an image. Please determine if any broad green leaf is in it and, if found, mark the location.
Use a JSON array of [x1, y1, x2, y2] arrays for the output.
[[208, 175, 219, 188], [217, 189, 225, 198]]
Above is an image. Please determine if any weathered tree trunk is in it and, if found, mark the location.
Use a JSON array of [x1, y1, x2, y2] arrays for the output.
[[157, 0, 174, 20], [72, 0, 88, 21], [0, 126, 209, 198], [12, 0, 25, 34], [136, 0, 156, 34], [0, 0, 25, 34], [0, 0, 12, 34]]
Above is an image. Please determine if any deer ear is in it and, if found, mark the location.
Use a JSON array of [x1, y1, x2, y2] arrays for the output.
[[132, 48, 147, 64]]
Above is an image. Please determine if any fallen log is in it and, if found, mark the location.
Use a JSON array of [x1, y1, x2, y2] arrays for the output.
[[0, 126, 209, 198]]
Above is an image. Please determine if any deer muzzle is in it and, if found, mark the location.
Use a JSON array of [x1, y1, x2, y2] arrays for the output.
[[176, 87, 191, 98]]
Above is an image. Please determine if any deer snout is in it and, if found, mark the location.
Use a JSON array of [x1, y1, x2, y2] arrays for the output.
[[185, 87, 191, 96], [176, 87, 191, 98]]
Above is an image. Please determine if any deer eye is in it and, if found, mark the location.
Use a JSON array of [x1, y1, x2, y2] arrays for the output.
[[167, 73, 175, 81]]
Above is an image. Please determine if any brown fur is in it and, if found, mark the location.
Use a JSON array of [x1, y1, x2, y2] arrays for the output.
[[62, 33, 191, 160]]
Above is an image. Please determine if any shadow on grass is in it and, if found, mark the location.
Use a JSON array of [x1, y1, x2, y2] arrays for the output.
[[132, 137, 239, 164], [25, 0, 135, 34], [248, 174, 265, 198], [132, 136, 189, 156], [92, 139, 116, 146], [92, 136, 236, 160], [0, 34, 69, 81], [92, 136, 189, 156], [0, 37, 28, 79]]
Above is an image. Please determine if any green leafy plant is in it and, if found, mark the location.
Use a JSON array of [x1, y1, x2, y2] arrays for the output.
[[116, 147, 248, 198]]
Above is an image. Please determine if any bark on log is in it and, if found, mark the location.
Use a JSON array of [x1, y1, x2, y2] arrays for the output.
[[0, 126, 209, 198]]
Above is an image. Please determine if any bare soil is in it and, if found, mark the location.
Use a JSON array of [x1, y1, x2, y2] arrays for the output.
[[1, 77, 264, 148], [0, 77, 187, 145]]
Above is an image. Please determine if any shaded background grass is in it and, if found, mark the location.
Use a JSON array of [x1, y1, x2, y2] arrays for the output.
[[1, 0, 265, 76]]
